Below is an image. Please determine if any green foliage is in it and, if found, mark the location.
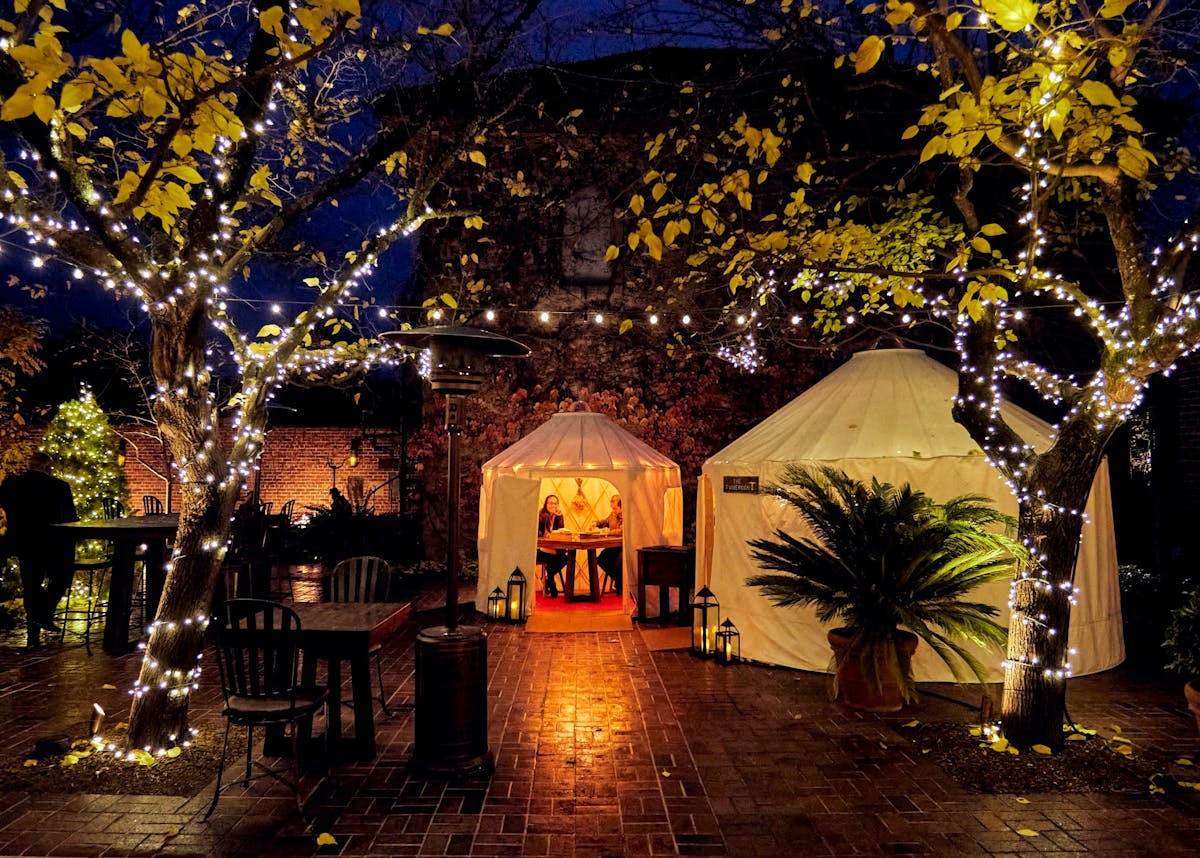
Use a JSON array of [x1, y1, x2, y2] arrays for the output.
[[1163, 590, 1200, 681], [41, 389, 129, 521], [747, 465, 1021, 698]]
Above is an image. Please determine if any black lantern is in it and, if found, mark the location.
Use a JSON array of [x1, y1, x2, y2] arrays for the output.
[[505, 568, 527, 623], [487, 587, 504, 621], [380, 324, 528, 777], [715, 618, 741, 665], [690, 586, 719, 657]]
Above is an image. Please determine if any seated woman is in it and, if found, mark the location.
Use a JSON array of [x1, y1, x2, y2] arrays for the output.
[[536, 494, 567, 597], [596, 494, 623, 591]]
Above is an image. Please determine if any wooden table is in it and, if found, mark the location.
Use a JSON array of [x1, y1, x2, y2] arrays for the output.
[[636, 545, 695, 623], [50, 514, 179, 654], [290, 602, 410, 760], [537, 533, 622, 602]]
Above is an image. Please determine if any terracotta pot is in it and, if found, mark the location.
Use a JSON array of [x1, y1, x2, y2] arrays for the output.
[[1185, 680, 1200, 736], [827, 628, 919, 712]]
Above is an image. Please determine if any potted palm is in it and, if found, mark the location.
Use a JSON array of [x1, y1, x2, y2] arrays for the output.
[[1163, 589, 1200, 734], [747, 465, 1022, 711]]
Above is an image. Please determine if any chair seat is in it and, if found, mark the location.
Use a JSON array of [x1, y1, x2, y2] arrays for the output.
[[224, 688, 328, 723]]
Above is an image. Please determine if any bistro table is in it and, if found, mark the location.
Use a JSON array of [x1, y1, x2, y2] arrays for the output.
[[50, 514, 179, 654], [537, 532, 623, 602], [290, 601, 410, 760]]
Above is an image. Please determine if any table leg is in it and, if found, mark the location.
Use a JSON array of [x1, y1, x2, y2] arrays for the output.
[[326, 657, 343, 749], [638, 577, 647, 621], [587, 550, 600, 601], [564, 550, 578, 602], [143, 540, 168, 621], [349, 650, 375, 759], [102, 540, 138, 654]]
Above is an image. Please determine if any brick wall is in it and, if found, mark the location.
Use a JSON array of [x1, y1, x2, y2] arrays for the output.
[[17, 423, 419, 518]]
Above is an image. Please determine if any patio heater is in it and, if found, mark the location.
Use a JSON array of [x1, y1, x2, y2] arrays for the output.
[[381, 324, 528, 776]]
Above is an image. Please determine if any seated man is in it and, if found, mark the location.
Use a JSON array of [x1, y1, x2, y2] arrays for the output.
[[536, 494, 567, 597], [596, 494, 623, 591]]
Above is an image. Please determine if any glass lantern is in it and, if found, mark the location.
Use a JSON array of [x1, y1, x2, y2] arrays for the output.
[[715, 618, 741, 665], [690, 586, 719, 657], [487, 587, 504, 621], [506, 568, 527, 623]]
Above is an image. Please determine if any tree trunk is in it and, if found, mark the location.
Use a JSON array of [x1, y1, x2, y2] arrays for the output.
[[1000, 444, 1103, 750]]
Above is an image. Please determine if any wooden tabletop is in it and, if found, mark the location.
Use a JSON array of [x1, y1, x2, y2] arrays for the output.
[[289, 602, 411, 650], [51, 514, 180, 539], [537, 533, 623, 551]]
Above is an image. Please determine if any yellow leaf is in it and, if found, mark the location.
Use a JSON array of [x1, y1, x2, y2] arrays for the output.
[[1007, 746, 1020, 755], [1113, 744, 1132, 756], [1031, 744, 1052, 755], [627, 232, 640, 251], [1176, 758, 1195, 766], [1016, 829, 1040, 837], [644, 230, 663, 261], [433, 23, 455, 36], [971, 237, 991, 254], [990, 737, 1008, 752], [919, 136, 944, 163], [1066, 733, 1087, 741], [440, 293, 458, 309], [1015, 797, 1030, 803], [167, 747, 182, 758], [901, 125, 919, 140], [901, 720, 919, 728], [1079, 80, 1120, 108], [854, 35, 885, 75], [168, 165, 204, 184], [59, 81, 94, 113], [604, 245, 619, 261], [114, 722, 128, 731], [61, 754, 78, 767], [468, 150, 486, 166], [256, 324, 282, 338], [795, 163, 815, 184], [23, 759, 36, 768], [629, 194, 645, 216], [885, 2, 915, 26], [968, 726, 982, 736], [1108, 45, 1128, 69], [1098, 0, 1133, 16], [980, 0, 1039, 32], [315, 833, 337, 846], [945, 11, 964, 30], [980, 223, 1006, 236], [618, 319, 633, 335]]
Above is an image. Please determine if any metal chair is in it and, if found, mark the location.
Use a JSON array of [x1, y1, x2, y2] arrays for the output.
[[142, 495, 163, 515], [101, 498, 125, 519], [326, 556, 395, 716], [206, 599, 328, 820], [57, 551, 110, 655], [279, 499, 296, 522]]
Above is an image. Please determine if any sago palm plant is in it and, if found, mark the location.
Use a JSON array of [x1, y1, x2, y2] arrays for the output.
[[747, 465, 1023, 704]]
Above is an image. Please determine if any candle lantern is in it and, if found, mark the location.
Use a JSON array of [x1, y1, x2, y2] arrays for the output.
[[690, 586, 719, 657], [505, 568, 527, 623], [487, 587, 504, 620], [715, 618, 741, 665]]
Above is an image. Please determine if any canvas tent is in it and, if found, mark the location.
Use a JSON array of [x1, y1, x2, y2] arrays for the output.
[[477, 410, 684, 616], [696, 349, 1123, 682]]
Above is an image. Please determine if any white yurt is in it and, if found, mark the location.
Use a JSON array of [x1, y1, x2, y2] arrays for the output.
[[476, 409, 684, 616], [696, 349, 1123, 682]]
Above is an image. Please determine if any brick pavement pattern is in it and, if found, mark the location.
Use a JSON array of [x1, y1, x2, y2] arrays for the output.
[[0, 581, 1196, 857]]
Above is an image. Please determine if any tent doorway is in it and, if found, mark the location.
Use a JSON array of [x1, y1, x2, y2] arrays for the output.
[[535, 477, 623, 612]]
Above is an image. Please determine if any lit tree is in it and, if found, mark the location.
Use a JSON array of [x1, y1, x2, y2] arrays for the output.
[[621, 0, 1199, 749], [41, 388, 129, 520], [0, 0, 553, 749]]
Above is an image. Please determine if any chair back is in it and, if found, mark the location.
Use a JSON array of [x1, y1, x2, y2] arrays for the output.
[[101, 498, 125, 519], [212, 599, 303, 708], [142, 495, 164, 515], [279, 499, 296, 522], [328, 556, 389, 603], [259, 501, 274, 516]]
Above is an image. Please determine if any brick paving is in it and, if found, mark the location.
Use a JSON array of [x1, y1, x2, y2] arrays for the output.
[[0, 577, 1195, 857]]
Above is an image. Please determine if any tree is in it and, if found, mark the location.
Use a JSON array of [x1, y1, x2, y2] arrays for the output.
[[0, 307, 45, 478], [0, 0, 557, 749], [622, 1, 1199, 749], [42, 388, 130, 519]]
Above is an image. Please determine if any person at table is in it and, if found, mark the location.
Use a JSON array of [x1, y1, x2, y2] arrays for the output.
[[536, 494, 568, 598], [0, 450, 78, 647], [596, 494, 623, 591]]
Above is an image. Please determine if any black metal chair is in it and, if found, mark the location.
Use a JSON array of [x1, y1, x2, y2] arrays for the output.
[[206, 599, 328, 820], [142, 495, 163, 515], [101, 498, 125, 519], [326, 556, 395, 717]]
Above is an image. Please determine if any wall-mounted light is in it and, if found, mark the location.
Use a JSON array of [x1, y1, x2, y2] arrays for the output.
[[116, 439, 127, 467], [348, 437, 361, 468]]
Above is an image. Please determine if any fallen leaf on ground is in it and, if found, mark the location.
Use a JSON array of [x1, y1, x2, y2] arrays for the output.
[[315, 833, 337, 846], [1017, 829, 1040, 837], [1015, 797, 1030, 804]]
